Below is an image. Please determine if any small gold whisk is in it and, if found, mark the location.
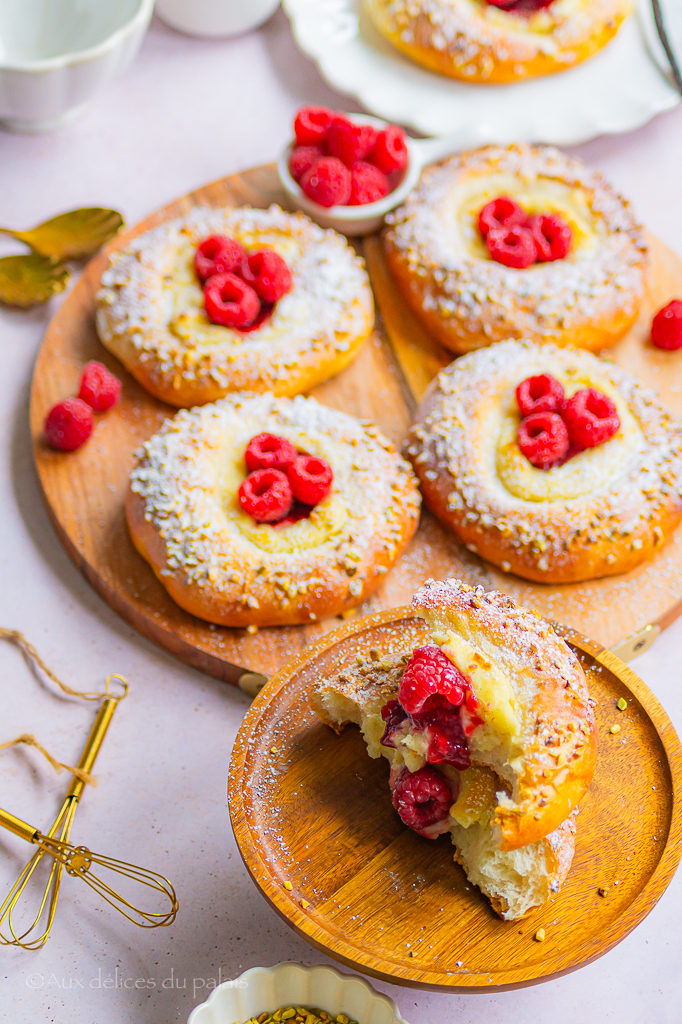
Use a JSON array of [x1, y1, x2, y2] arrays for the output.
[[0, 677, 178, 949]]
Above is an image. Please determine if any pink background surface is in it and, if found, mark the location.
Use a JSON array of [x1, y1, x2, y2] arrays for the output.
[[1, 11, 681, 1023]]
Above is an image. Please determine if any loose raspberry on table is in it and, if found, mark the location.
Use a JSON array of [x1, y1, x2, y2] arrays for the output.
[[486, 224, 537, 269], [517, 411, 570, 469], [245, 433, 298, 473], [78, 361, 121, 412], [516, 373, 565, 417], [391, 765, 453, 836], [370, 126, 408, 174], [380, 699, 409, 749], [527, 213, 572, 262], [241, 250, 292, 303], [411, 694, 471, 770], [288, 145, 323, 183], [288, 455, 333, 506], [563, 388, 620, 449], [204, 272, 260, 329], [300, 157, 351, 208], [294, 105, 334, 146], [348, 161, 389, 206], [478, 196, 526, 237], [195, 235, 245, 281], [238, 468, 293, 523], [398, 644, 467, 715], [326, 116, 378, 168], [651, 299, 682, 351], [44, 398, 93, 451]]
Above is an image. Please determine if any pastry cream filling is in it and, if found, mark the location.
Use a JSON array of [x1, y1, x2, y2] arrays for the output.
[[493, 372, 645, 503], [449, 172, 598, 263]]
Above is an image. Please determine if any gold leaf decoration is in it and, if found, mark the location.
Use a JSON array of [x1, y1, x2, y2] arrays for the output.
[[0, 207, 124, 261], [0, 255, 69, 307]]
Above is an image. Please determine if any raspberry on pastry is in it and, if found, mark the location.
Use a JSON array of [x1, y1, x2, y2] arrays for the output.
[[311, 579, 596, 920], [384, 145, 647, 355], [194, 235, 245, 281], [97, 205, 374, 407], [204, 272, 260, 329], [365, 0, 632, 84], [515, 373, 564, 416], [406, 339, 682, 584], [127, 393, 421, 626]]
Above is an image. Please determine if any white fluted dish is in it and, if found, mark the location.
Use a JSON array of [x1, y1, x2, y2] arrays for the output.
[[0, 0, 154, 134], [187, 962, 409, 1024]]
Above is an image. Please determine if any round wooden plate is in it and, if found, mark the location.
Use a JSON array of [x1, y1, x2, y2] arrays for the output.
[[29, 163, 682, 684], [228, 609, 682, 991]]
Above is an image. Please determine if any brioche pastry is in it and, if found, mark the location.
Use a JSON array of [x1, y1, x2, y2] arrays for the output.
[[127, 393, 421, 626], [407, 339, 682, 583], [311, 578, 596, 919], [384, 145, 647, 354], [366, 0, 632, 84], [97, 205, 374, 407]]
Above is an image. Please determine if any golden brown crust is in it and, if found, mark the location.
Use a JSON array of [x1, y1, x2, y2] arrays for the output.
[[127, 393, 421, 627], [408, 340, 682, 584], [384, 145, 647, 355], [413, 578, 597, 851], [366, 0, 632, 84], [97, 205, 374, 407]]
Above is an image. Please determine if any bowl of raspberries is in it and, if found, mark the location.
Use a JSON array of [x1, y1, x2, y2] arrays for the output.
[[278, 106, 419, 236]]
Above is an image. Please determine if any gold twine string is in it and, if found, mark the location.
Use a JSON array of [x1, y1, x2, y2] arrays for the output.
[[0, 735, 96, 787]]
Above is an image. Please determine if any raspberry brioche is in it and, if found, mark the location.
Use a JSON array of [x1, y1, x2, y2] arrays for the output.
[[407, 340, 682, 583], [97, 205, 374, 407], [366, 0, 632, 84], [384, 145, 647, 354], [312, 579, 595, 919], [127, 393, 421, 626]]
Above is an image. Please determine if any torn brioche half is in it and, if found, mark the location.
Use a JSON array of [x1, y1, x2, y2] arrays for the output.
[[311, 578, 597, 920]]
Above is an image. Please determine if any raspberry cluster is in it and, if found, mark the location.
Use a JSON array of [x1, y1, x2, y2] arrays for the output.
[[44, 361, 121, 452], [237, 432, 333, 525], [195, 235, 292, 331], [289, 106, 408, 209], [478, 196, 572, 269], [515, 373, 620, 469]]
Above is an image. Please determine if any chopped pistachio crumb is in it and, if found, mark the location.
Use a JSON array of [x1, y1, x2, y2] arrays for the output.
[[534, 928, 546, 942], [610, 724, 621, 734], [616, 697, 628, 711], [283, 881, 293, 891], [300, 899, 310, 909], [270, 746, 277, 754], [246, 624, 258, 635], [598, 887, 609, 897]]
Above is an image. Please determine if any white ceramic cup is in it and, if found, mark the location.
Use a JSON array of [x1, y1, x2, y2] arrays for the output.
[[0, 0, 154, 134], [155, 0, 280, 38]]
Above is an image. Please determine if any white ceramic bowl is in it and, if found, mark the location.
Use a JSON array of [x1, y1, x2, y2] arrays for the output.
[[187, 962, 409, 1024], [155, 0, 280, 38], [0, 0, 154, 133]]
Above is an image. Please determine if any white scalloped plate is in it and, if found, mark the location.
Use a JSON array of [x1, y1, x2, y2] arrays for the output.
[[282, 0, 680, 144]]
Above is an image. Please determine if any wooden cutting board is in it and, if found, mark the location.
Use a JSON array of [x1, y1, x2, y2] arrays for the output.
[[228, 608, 682, 991], [29, 163, 682, 686]]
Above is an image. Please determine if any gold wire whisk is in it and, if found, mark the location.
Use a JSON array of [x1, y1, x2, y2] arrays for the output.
[[0, 675, 178, 948]]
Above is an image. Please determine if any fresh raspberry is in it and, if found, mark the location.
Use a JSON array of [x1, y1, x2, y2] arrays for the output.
[[326, 116, 378, 168], [398, 644, 467, 715], [486, 225, 537, 269], [78, 361, 121, 412], [380, 699, 409, 749], [370, 126, 408, 174], [195, 235, 245, 281], [391, 765, 452, 836], [288, 145, 323, 183], [411, 694, 471, 770], [204, 272, 260, 329], [527, 213, 572, 262], [238, 469, 293, 523], [288, 455, 333, 505], [651, 299, 682, 351], [244, 433, 297, 473], [517, 411, 569, 468], [478, 196, 526, 237], [562, 388, 620, 449], [294, 105, 334, 146], [241, 250, 293, 303], [348, 161, 390, 206], [516, 373, 565, 417], [44, 398, 93, 452], [300, 157, 351, 208]]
